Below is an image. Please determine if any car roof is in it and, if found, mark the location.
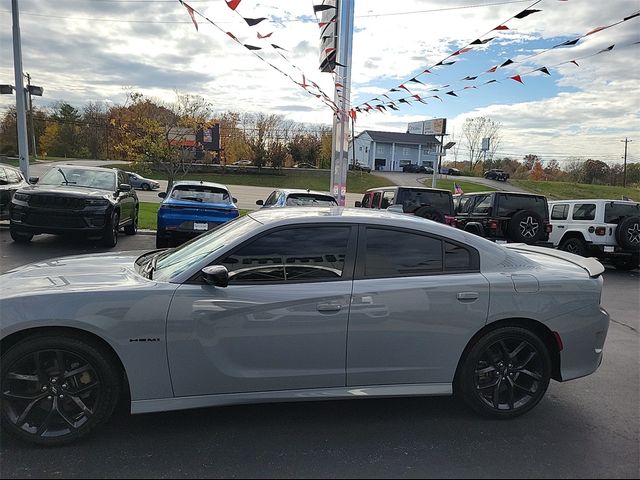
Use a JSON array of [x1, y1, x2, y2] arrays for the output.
[[365, 186, 451, 194], [462, 191, 545, 197], [548, 199, 638, 204], [276, 189, 334, 197], [48, 164, 117, 173], [0, 163, 22, 172], [171, 180, 230, 190]]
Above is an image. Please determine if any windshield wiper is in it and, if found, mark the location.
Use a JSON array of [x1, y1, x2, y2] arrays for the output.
[[57, 168, 76, 185], [141, 252, 161, 279]]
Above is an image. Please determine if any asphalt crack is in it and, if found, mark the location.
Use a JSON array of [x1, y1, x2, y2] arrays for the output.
[[610, 317, 639, 334]]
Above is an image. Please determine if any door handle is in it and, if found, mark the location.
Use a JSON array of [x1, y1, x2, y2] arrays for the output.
[[317, 303, 342, 313], [457, 292, 479, 301]]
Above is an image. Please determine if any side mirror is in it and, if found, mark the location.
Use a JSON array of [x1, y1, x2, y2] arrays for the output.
[[118, 184, 132, 192], [355, 201, 362, 208], [256, 200, 264, 206], [28, 176, 39, 184], [202, 265, 229, 287], [158, 192, 167, 199], [233, 197, 238, 204]]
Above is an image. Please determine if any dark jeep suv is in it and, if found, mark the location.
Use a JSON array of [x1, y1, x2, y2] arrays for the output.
[[453, 191, 551, 245], [484, 169, 510, 181], [9, 165, 138, 247], [356, 186, 455, 224]]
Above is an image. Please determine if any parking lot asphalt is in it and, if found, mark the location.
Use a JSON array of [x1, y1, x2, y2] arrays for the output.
[[0, 230, 638, 479]]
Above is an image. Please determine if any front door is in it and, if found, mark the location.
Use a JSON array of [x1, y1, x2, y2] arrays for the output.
[[167, 224, 357, 397], [347, 226, 490, 386]]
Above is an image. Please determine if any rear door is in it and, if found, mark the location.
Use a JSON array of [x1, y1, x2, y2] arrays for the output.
[[347, 226, 489, 386]]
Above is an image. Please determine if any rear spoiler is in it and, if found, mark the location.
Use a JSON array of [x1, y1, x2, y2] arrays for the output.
[[504, 244, 606, 278]]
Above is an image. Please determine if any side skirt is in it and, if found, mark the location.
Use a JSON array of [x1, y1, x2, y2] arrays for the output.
[[131, 383, 453, 415]]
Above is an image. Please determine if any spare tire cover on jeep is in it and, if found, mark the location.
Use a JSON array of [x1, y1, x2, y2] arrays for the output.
[[414, 206, 445, 223], [508, 210, 545, 244], [616, 215, 640, 251]]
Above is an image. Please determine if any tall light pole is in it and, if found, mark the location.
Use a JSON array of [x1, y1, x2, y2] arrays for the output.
[[12, 0, 30, 178], [25, 72, 37, 158], [621, 138, 632, 188]]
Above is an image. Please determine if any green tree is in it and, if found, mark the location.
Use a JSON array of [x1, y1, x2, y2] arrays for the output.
[[0, 107, 17, 155]]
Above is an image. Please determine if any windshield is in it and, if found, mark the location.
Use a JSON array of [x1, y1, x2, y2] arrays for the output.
[[153, 215, 258, 281], [286, 194, 337, 207], [397, 189, 453, 214], [40, 167, 116, 191], [170, 185, 231, 204]]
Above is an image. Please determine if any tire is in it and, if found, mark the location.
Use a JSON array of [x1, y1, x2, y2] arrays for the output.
[[455, 327, 551, 419], [414, 206, 445, 223], [141, 183, 151, 191], [124, 209, 138, 236], [612, 255, 639, 271], [156, 230, 169, 249], [508, 210, 544, 244], [0, 333, 121, 446], [560, 237, 588, 257], [615, 216, 640, 252], [102, 211, 119, 248], [10, 227, 33, 244]]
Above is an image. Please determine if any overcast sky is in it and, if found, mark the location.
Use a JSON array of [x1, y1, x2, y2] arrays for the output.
[[1, 0, 639, 164]]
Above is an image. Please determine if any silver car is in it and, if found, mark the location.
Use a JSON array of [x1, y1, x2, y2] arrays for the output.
[[0, 208, 610, 445]]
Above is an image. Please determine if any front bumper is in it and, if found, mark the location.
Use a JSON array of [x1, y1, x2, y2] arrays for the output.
[[10, 204, 111, 235]]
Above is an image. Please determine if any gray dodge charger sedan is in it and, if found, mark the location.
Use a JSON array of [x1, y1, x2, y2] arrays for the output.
[[0, 208, 610, 445]]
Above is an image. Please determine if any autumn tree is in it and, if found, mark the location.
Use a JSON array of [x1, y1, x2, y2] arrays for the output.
[[462, 117, 502, 168], [583, 159, 610, 184], [0, 107, 17, 155], [529, 160, 545, 180]]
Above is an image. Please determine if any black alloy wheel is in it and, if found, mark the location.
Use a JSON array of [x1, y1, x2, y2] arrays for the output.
[[457, 327, 551, 418], [509, 210, 544, 244], [102, 211, 119, 248], [414, 206, 445, 224], [141, 183, 151, 191], [560, 237, 588, 257], [10, 227, 34, 244], [1, 335, 121, 445]]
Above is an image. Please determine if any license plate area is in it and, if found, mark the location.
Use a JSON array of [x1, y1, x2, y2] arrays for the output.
[[193, 222, 209, 231]]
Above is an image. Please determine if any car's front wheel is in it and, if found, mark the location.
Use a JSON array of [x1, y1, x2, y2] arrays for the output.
[[141, 183, 151, 191], [0, 333, 122, 446], [102, 212, 119, 248], [456, 327, 551, 418], [10, 227, 34, 244], [560, 237, 588, 257], [124, 209, 138, 236]]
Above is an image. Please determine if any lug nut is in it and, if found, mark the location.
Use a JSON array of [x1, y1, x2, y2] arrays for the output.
[[59, 395, 64, 399]]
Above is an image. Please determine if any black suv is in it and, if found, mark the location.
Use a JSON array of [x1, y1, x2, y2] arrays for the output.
[[9, 165, 138, 247], [0, 164, 29, 220], [355, 186, 455, 224], [453, 191, 551, 244], [402, 164, 434, 174], [484, 169, 510, 181]]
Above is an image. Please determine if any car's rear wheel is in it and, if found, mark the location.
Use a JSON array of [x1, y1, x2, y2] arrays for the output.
[[0, 334, 121, 446], [456, 327, 551, 418], [124, 210, 138, 236], [560, 237, 588, 257], [615, 216, 640, 252], [10, 227, 33, 244], [612, 255, 639, 271], [141, 183, 151, 191], [102, 212, 119, 248]]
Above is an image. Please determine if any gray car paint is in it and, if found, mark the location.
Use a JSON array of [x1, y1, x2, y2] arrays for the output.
[[0, 208, 609, 414]]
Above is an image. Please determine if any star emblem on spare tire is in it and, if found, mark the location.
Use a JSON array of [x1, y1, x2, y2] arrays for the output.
[[628, 223, 640, 244], [519, 216, 539, 238]]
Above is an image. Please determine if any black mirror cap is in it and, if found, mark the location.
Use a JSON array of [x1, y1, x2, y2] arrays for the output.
[[28, 176, 39, 184], [118, 184, 132, 192], [202, 265, 229, 287], [355, 201, 362, 208], [233, 197, 238, 204], [256, 200, 264, 206], [158, 192, 167, 199]]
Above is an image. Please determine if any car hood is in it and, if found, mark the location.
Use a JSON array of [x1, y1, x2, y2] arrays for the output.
[[19, 185, 113, 198], [0, 251, 150, 298]]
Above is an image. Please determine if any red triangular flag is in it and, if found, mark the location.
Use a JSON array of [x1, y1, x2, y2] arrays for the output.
[[257, 32, 273, 39], [586, 26, 608, 36], [399, 84, 412, 93], [494, 25, 509, 31], [486, 65, 498, 73], [226, 0, 241, 10], [510, 75, 524, 84], [226, 32, 239, 41], [432, 96, 442, 102], [452, 47, 473, 56], [180, 1, 199, 32]]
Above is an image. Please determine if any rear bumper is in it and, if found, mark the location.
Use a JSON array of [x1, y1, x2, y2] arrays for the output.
[[590, 244, 639, 258], [547, 305, 610, 382]]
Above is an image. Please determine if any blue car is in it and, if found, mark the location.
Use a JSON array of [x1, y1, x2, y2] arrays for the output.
[[156, 181, 239, 248]]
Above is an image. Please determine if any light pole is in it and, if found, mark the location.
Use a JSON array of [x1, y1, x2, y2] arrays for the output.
[[621, 138, 632, 187], [11, 0, 30, 177]]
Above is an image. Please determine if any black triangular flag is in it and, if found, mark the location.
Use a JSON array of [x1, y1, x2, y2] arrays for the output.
[[500, 59, 514, 67], [399, 99, 410, 104], [553, 38, 580, 48], [537, 67, 551, 75], [484, 80, 498, 84], [623, 12, 640, 21], [462, 76, 478, 81], [471, 37, 496, 45], [244, 44, 262, 51], [514, 9, 541, 19], [271, 44, 287, 50], [409, 78, 424, 84], [446, 91, 458, 97], [597, 44, 615, 53], [244, 17, 267, 27]]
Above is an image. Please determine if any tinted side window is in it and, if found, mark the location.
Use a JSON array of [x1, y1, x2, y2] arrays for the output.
[[361, 193, 371, 208], [222, 226, 351, 283], [457, 196, 473, 214], [551, 204, 569, 220], [472, 195, 492, 215], [365, 228, 443, 277], [264, 191, 278, 206], [381, 191, 395, 209], [445, 242, 473, 271], [604, 203, 640, 223], [572, 204, 596, 221]]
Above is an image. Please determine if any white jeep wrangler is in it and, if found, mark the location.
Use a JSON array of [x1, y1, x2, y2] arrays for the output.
[[548, 199, 640, 270]]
